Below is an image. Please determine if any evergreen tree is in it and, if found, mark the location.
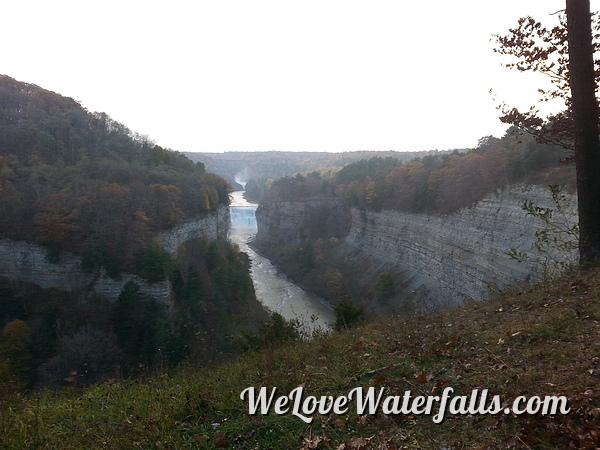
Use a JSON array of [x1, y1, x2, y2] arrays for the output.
[[334, 296, 365, 331], [112, 281, 165, 368], [374, 272, 395, 302], [0, 320, 34, 389]]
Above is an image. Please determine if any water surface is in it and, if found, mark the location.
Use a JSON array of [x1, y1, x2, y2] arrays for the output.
[[229, 191, 334, 334]]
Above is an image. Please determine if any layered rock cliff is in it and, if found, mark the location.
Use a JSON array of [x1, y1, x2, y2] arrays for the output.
[[255, 199, 348, 246], [255, 184, 578, 309], [0, 239, 173, 304], [0, 206, 230, 304], [160, 205, 230, 253]]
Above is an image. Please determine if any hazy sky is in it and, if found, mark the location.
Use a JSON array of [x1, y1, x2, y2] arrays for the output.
[[2, 0, 591, 153]]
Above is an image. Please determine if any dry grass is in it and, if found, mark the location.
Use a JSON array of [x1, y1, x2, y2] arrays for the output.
[[1, 268, 599, 448]]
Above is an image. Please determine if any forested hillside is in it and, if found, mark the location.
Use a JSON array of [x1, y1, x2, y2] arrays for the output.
[[263, 130, 573, 214], [0, 75, 229, 276], [0, 75, 267, 391], [186, 149, 456, 202]]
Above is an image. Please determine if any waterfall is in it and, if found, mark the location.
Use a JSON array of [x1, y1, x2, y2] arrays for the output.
[[230, 206, 257, 230], [228, 190, 333, 333]]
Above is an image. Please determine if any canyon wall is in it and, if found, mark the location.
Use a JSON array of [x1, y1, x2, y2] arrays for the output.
[[256, 185, 578, 309], [255, 198, 349, 245], [160, 205, 230, 253], [0, 206, 230, 304]]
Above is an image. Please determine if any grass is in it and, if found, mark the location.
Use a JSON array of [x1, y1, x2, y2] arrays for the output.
[[1, 268, 599, 448]]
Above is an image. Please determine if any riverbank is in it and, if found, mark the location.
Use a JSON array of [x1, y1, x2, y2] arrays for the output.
[[229, 191, 334, 333]]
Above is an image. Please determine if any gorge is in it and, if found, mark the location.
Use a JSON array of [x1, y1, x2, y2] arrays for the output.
[[255, 183, 579, 312], [229, 191, 334, 333], [0, 182, 579, 325], [0, 192, 337, 333]]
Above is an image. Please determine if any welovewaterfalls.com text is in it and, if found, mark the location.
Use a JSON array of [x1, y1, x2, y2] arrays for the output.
[[239, 386, 570, 424]]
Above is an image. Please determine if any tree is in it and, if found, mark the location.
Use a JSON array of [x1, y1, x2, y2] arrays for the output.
[[137, 241, 172, 282], [333, 295, 364, 331], [492, 12, 592, 150], [374, 272, 395, 302], [565, 0, 600, 265], [243, 312, 300, 350], [0, 320, 34, 389], [150, 184, 184, 228], [112, 281, 164, 367], [38, 325, 121, 387], [494, 2, 600, 265]]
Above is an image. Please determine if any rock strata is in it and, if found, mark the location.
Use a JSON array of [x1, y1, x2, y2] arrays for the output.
[[255, 199, 349, 246], [160, 205, 230, 253], [256, 185, 578, 309], [0, 206, 230, 304]]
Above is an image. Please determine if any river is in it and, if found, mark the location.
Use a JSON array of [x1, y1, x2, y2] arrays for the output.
[[228, 191, 334, 335]]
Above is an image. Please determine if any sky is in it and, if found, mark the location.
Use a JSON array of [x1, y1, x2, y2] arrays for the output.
[[2, 0, 593, 153]]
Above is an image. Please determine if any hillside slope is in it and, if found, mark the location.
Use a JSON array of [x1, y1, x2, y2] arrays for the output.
[[1, 267, 598, 448], [0, 75, 267, 389], [0, 74, 229, 276]]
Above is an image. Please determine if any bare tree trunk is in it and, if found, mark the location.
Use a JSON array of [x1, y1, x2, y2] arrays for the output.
[[566, 0, 600, 265]]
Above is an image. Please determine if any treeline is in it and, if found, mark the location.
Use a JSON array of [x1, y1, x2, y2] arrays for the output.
[[0, 238, 265, 391], [0, 75, 229, 276], [263, 172, 336, 202], [187, 149, 455, 196], [263, 130, 571, 214]]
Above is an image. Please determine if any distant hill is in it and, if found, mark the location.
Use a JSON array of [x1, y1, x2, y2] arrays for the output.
[[185, 149, 460, 190]]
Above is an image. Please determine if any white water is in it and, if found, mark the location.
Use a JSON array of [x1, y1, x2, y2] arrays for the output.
[[228, 191, 334, 334]]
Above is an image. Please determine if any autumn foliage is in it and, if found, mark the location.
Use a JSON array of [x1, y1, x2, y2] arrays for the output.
[[492, 12, 600, 152], [0, 75, 230, 275], [0, 76, 274, 388], [264, 130, 569, 215]]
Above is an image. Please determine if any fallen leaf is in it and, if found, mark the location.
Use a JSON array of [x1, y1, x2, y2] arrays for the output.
[[333, 418, 346, 428], [348, 436, 371, 449], [374, 375, 387, 384], [300, 435, 324, 450], [214, 431, 229, 447]]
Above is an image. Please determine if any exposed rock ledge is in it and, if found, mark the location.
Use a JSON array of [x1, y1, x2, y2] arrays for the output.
[[345, 184, 578, 308], [0, 205, 230, 305], [159, 205, 230, 253], [255, 185, 578, 310]]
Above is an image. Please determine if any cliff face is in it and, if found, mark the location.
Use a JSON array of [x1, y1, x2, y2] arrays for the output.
[[255, 199, 349, 246], [160, 205, 230, 253], [255, 200, 317, 244], [0, 207, 230, 304], [256, 185, 578, 309], [0, 239, 173, 304]]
